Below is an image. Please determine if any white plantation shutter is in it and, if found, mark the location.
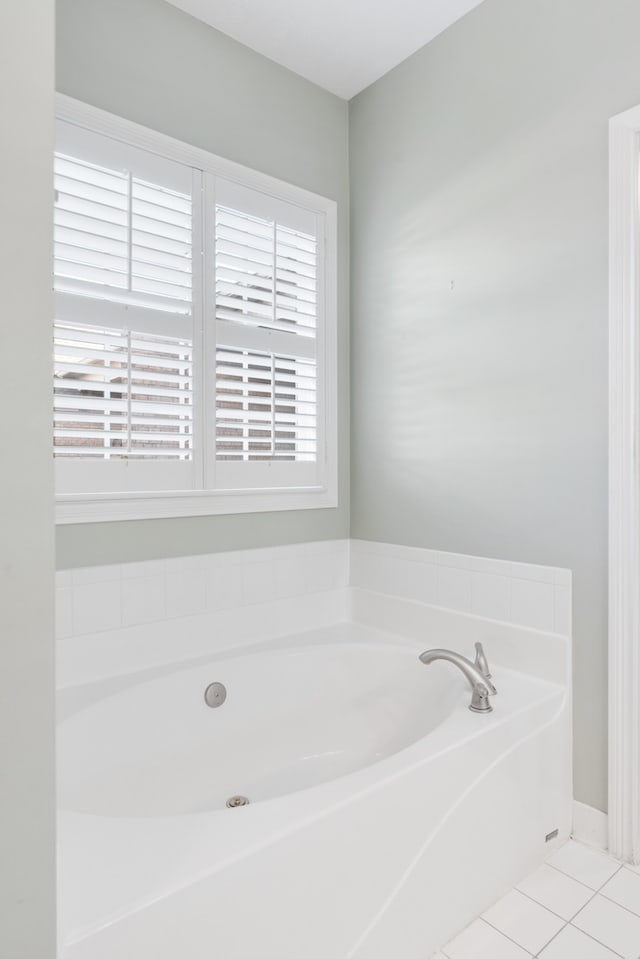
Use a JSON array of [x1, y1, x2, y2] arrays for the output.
[[54, 154, 129, 293], [215, 349, 317, 461], [131, 178, 192, 306], [53, 99, 336, 518], [54, 122, 193, 313], [54, 158, 192, 310], [53, 324, 193, 459], [54, 122, 197, 494], [213, 180, 322, 490], [215, 209, 316, 337]]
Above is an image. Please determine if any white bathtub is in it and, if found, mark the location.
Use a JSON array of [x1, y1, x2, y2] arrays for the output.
[[58, 617, 571, 958]]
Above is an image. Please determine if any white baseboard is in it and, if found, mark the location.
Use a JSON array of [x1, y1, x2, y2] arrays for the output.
[[572, 800, 608, 851]]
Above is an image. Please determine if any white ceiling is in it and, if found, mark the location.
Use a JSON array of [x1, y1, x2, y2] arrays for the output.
[[166, 0, 486, 100]]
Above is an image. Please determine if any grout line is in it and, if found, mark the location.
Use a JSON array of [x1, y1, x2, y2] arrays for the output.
[[532, 860, 626, 958], [534, 916, 569, 957], [514, 882, 573, 921], [544, 858, 622, 893], [481, 883, 592, 958], [478, 915, 535, 955], [535, 898, 627, 959], [598, 887, 640, 921], [438, 842, 628, 959], [515, 877, 599, 924], [443, 892, 626, 959], [566, 918, 626, 959], [568, 862, 624, 900], [566, 868, 639, 959]]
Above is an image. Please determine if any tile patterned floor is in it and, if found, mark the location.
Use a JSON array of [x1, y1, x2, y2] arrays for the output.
[[432, 840, 640, 958]]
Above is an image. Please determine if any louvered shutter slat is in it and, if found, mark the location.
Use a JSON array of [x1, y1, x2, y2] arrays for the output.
[[276, 282, 317, 305], [55, 227, 127, 258], [131, 231, 191, 259], [56, 191, 128, 227], [130, 213, 191, 245], [276, 259, 316, 282], [54, 398, 188, 419], [276, 272, 316, 295], [276, 245, 316, 268], [55, 260, 129, 288], [216, 293, 273, 320], [217, 412, 317, 429], [55, 395, 128, 413], [55, 154, 127, 192], [55, 242, 128, 275], [54, 360, 127, 379], [130, 245, 191, 273], [54, 174, 127, 210], [130, 274, 192, 301], [276, 302, 316, 321], [55, 211, 129, 248], [216, 224, 273, 253], [216, 241, 273, 269], [55, 427, 128, 440], [131, 198, 191, 231]]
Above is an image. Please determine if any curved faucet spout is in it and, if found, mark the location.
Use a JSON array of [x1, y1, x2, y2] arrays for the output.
[[419, 648, 494, 713]]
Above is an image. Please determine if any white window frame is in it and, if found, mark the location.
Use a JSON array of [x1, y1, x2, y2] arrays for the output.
[[54, 94, 338, 524]]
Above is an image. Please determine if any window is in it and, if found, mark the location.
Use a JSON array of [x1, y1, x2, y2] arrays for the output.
[[54, 97, 337, 523]]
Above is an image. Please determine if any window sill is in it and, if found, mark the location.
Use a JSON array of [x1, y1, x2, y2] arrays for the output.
[[55, 486, 337, 524]]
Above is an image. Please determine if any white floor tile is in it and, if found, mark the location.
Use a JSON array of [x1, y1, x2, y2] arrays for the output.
[[539, 924, 620, 958], [443, 918, 531, 959], [517, 863, 593, 920], [601, 866, 640, 916], [482, 888, 564, 954], [572, 893, 640, 959], [546, 841, 620, 890]]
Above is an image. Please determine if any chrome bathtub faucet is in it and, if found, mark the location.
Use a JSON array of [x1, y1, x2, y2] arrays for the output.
[[418, 644, 497, 713]]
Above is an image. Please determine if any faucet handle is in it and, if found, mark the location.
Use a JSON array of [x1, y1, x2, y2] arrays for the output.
[[474, 642, 497, 695]]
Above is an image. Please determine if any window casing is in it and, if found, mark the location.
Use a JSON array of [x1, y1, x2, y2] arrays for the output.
[[54, 96, 337, 523]]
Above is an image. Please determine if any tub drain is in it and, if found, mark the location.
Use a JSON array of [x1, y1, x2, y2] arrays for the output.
[[226, 795, 250, 808]]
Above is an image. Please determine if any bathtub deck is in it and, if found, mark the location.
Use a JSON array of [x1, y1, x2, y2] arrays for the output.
[[433, 840, 633, 958]]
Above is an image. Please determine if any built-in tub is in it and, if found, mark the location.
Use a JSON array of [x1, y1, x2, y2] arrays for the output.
[[58, 621, 571, 959]]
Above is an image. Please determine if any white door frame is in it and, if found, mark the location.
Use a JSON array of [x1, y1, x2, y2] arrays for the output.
[[609, 103, 640, 864]]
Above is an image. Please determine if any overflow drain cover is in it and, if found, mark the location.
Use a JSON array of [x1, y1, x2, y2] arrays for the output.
[[204, 682, 227, 708], [226, 795, 250, 808]]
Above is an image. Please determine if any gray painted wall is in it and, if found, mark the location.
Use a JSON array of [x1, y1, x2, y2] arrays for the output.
[[55, 0, 637, 813], [0, 2, 56, 955], [55, 0, 350, 569], [350, 0, 640, 813]]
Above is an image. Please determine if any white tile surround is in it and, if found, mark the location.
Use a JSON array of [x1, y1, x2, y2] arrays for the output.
[[56, 539, 351, 687], [56, 539, 350, 640], [436, 840, 640, 959], [55, 538, 571, 688], [349, 540, 571, 637], [56, 538, 571, 642]]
